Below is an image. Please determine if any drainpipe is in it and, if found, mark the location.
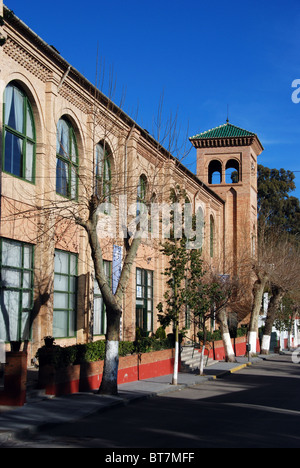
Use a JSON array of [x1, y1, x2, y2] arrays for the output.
[[57, 65, 71, 92]]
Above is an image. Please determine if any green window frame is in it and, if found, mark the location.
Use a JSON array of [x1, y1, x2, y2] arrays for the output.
[[95, 142, 112, 203], [2, 83, 36, 183], [0, 238, 34, 342], [93, 261, 111, 336], [136, 268, 153, 334], [56, 117, 78, 200], [53, 250, 78, 338], [136, 175, 147, 219]]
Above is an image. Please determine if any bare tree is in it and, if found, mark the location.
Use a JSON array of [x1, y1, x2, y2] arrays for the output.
[[1, 57, 195, 395], [249, 228, 300, 355]]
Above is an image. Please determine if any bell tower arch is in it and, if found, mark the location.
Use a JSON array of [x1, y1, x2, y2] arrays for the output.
[[190, 122, 264, 275]]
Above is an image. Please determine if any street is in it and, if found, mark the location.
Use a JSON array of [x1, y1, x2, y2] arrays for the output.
[[2, 353, 300, 448]]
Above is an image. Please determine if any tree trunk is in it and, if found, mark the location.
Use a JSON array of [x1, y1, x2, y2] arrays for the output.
[[217, 309, 236, 362], [199, 345, 206, 376], [261, 285, 284, 355], [293, 307, 299, 349], [198, 323, 207, 376], [78, 201, 142, 396], [98, 306, 122, 395], [288, 307, 298, 350], [249, 272, 268, 355], [172, 321, 179, 385]]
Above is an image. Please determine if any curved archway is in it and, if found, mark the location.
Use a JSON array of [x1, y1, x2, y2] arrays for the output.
[[225, 159, 240, 184], [210, 215, 215, 258], [3, 81, 36, 182], [95, 140, 113, 202], [137, 174, 147, 201], [5, 76, 44, 141], [208, 160, 222, 184], [137, 174, 147, 217], [195, 204, 204, 249], [56, 116, 79, 199]]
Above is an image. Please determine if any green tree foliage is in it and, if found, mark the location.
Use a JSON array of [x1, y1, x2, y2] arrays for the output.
[[156, 187, 189, 333], [257, 164, 300, 235], [156, 237, 189, 331]]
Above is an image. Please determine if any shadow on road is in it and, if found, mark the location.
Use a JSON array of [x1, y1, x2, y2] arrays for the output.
[[29, 354, 300, 448]]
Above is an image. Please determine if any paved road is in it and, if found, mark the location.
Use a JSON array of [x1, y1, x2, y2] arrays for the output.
[[2, 353, 300, 448]]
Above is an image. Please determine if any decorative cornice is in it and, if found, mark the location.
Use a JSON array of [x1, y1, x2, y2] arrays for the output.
[[190, 136, 257, 148], [3, 36, 51, 82]]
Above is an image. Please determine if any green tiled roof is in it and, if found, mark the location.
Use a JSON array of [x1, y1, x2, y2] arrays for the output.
[[190, 122, 257, 140]]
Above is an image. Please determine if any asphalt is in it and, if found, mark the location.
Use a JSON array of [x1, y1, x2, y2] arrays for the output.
[[0, 355, 264, 444]]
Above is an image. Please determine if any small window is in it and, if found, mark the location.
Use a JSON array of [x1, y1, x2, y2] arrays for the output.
[[53, 250, 78, 338], [3, 83, 36, 182], [0, 238, 34, 342], [137, 175, 147, 216], [95, 142, 111, 202], [56, 118, 78, 199]]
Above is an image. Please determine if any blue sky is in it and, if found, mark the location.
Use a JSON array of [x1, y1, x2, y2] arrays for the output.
[[5, 0, 300, 199]]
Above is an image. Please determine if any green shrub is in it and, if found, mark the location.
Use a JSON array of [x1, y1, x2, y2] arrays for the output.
[[36, 336, 174, 369], [212, 329, 222, 341], [197, 329, 222, 342], [119, 341, 135, 357], [155, 326, 166, 340], [81, 341, 106, 362], [197, 327, 248, 343], [236, 326, 248, 337]]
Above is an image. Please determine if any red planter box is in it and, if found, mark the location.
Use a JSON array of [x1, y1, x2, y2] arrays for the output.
[[0, 352, 28, 406], [39, 348, 176, 396], [198, 336, 261, 361]]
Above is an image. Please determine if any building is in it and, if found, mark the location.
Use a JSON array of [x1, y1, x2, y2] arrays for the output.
[[0, 2, 263, 364]]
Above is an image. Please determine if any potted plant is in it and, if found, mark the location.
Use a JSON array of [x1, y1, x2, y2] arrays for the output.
[[44, 336, 55, 348], [10, 341, 22, 352]]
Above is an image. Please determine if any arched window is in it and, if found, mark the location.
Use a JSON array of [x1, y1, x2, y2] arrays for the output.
[[196, 205, 204, 249], [56, 117, 78, 199], [95, 141, 111, 202], [225, 159, 240, 184], [208, 160, 222, 184], [3, 83, 36, 182], [210, 215, 215, 258], [137, 175, 147, 215]]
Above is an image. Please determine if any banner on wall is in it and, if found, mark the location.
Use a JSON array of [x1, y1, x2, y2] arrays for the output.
[[112, 245, 123, 295]]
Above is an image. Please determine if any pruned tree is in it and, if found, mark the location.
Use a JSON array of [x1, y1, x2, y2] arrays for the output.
[[251, 164, 300, 355], [250, 228, 300, 355], [186, 251, 236, 371]]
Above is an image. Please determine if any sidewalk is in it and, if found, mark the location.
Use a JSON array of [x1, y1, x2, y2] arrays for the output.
[[0, 356, 262, 443]]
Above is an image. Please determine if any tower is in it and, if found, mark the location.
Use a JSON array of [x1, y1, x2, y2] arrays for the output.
[[190, 122, 264, 274]]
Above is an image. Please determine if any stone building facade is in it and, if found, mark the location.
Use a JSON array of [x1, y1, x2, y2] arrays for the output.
[[0, 3, 263, 363]]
